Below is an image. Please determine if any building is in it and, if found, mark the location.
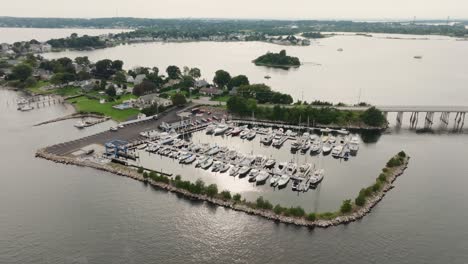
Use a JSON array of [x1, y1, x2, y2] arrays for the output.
[[126, 76, 135, 83], [199, 87, 223, 96], [194, 79, 209, 88], [135, 93, 173, 108], [134, 74, 146, 85]]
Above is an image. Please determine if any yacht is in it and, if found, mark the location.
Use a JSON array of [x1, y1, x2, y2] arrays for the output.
[[227, 150, 238, 160], [229, 165, 241, 176], [286, 162, 297, 175], [240, 129, 250, 138], [320, 128, 331, 133], [211, 161, 223, 172], [246, 130, 257, 140], [264, 159, 276, 168], [160, 134, 179, 145], [248, 169, 259, 182], [206, 146, 220, 156], [329, 136, 336, 144], [219, 163, 230, 173], [214, 124, 229, 135], [292, 180, 300, 191], [19, 105, 33, 111], [239, 166, 251, 177], [269, 174, 281, 186], [272, 136, 287, 148], [309, 169, 325, 185], [290, 139, 302, 151], [205, 124, 216, 134], [331, 145, 344, 158], [253, 155, 266, 167], [255, 171, 270, 184], [196, 156, 209, 168], [178, 153, 192, 163], [297, 163, 312, 179], [273, 162, 287, 175], [310, 141, 322, 154], [301, 140, 311, 153], [349, 136, 360, 154], [322, 135, 329, 143], [183, 155, 196, 164], [261, 133, 274, 145], [230, 127, 242, 136], [322, 143, 332, 154], [200, 158, 214, 169], [277, 175, 290, 188], [337, 129, 349, 135]]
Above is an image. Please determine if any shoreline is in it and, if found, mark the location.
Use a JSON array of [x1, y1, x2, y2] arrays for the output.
[[35, 148, 409, 228]]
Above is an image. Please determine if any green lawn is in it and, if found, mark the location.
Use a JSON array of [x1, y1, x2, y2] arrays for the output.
[[27, 80, 52, 94], [67, 94, 140, 121], [52, 86, 82, 97], [210, 95, 231, 102]]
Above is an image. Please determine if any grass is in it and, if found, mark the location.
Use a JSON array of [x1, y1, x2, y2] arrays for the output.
[[67, 93, 139, 121], [26, 80, 52, 94], [210, 95, 231, 102]]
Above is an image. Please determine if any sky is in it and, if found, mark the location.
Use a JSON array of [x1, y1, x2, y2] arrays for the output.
[[0, 0, 466, 20]]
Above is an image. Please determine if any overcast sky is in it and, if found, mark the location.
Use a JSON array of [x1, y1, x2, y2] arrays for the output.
[[1, 0, 466, 20]]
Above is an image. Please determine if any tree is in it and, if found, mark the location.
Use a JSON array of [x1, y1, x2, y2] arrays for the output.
[[361, 107, 386, 127], [113, 71, 127, 84], [75, 56, 90, 66], [279, 49, 286, 56], [182, 66, 190, 76], [106, 86, 116, 97], [152, 67, 159, 76], [205, 184, 218, 198], [111, 60, 123, 71], [24, 76, 37, 88], [355, 195, 366, 206], [213, 69, 231, 88], [11, 63, 33, 81], [171, 93, 187, 106], [50, 72, 76, 84], [133, 80, 156, 96], [94, 59, 113, 79], [77, 70, 92, 81], [228, 75, 249, 90], [220, 190, 232, 200], [340, 199, 353, 213], [233, 193, 242, 202], [166, 65, 181, 79], [188, 67, 201, 79], [307, 213, 316, 221]]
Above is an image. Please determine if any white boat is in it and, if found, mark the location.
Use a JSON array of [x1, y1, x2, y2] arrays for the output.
[[239, 166, 251, 177], [206, 146, 220, 156], [299, 180, 309, 192], [265, 159, 276, 168], [178, 152, 192, 163], [337, 129, 349, 135], [329, 136, 336, 143], [227, 150, 237, 160], [322, 135, 329, 143], [261, 133, 274, 145], [310, 141, 322, 154], [230, 127, 242, 136], [286, 162, 297, 175], [137, 144, 148, 150], [196, 156, 208, 167], [269, 174, 281, 186], [211, 161, 223, 172], [256, 170, 270, 184], [19, 105, 33, 111], [331, 145, 344, 157], [301, 140, 311, 152], [290, 139, 302, 151], [297, 163, 312, 179], [240, 129, 250, 138], [349, 136, 359, 154], [322, 143, 332, 154], [74, 121, 86, 129], [229, 165, 241, 176], [219, 163, 230, 173], [273, 162, 287, 175], [248, 169, 259, 182], [272, 136, 287, 148], [253, 155, 266, 167], [205, 124, 216, 134], [200, 158, 214, 169], [160, 135, 179, 145], [246, 130, 257, 140], [320, 128, 331, 133], [309, 169, 325, 185], [184, 155, 196, 164], [214, 124, 229, 135], [277, 175, 290, 188], [292, 180, 300, 191]]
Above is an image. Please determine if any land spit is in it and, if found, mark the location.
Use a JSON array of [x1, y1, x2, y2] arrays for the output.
[[36, 148, 409, 228]]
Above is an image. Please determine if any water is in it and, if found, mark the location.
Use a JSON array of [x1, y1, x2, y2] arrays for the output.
[[0, 27, 130, 43], [43, 33, 468, 106]]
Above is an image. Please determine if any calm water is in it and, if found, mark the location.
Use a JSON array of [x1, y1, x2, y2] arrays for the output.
[[43, 33, 468, 106], [0, 27, 129, 43], [1, 88, 468, 263]]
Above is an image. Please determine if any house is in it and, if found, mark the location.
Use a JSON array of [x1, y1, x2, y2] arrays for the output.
[[134, 74, 146, 85], [194, 79, 209, 88], [126, 76, 135, 83], [135, 93, 173, 108], [229, 86, 239, 96], [199, 87, 223, 96]]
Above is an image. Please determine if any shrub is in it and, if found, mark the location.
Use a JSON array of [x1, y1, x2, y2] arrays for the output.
[[142, 172, 149, 179], [233, 193, 242, 202], [137, 167, 144, 173], [382, 168, 389, 173], [220, 190, 232, 200], [307, 213, 316, 221], [398, 151, 406, 158], [273, 204, 284, 215], [386, 157, 402, 167], [205, 184, 218, 198], [318, 212, 336, 220], [174, 175, 181, 181], [355, 194, 366, 206], [372, 181, 382, 192], [288, 206, 305, 217], [256, 196, 273, 210], [149, 171, 157, 179], [340, 199, 353, 213], [378, 173, 387, 182]]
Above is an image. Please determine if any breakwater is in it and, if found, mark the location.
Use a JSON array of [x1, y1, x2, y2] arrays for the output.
[[35, 148, 409, 228]]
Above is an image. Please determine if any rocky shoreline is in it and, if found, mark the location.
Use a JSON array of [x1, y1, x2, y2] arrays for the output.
[[35, 148, 409, 228]]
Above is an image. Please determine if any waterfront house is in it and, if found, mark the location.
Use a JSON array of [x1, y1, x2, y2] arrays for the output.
[[194, 79, 209, 88], [199, 87, 223, 97], [135, 93, 173, 108], [134, 74, 146, 85]]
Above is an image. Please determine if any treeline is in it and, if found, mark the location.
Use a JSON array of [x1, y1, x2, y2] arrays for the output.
[[236, 84, 293, 104], [253, 50, 300, 67], [46, 34, 106, 49], [227, 96, 387, 127], [301, 32, 325, 38]]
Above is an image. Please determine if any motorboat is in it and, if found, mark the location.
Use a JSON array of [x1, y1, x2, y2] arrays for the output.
[[297, 163, 312, 179], [264, 159, 276, 168], [269, 174, 281, 186], [245, 130, 257, 140], [211, 161, 223, 172], [261, 133, 274, 145], [273, 162, 287, 175], [298, 180, 309, 192], [277, 175, 290, 188], [329, 136, 336, 144], [256, 170, 270, 184], [137, 144, 148, 150], [322, 143, 332, 154], [200, 158, 214, 169], [272, 136, 287, 148], [206, 146, 220, 156], [253, 155, 266, 167], [160, 135, 179, 145], [196, 156, 208, 167], [286, 162, 297, 175], [301, 140, 311, 153], [248, 169, 259, 182], [230, 127, 242, 136], [292, 180, 300, 191], [239, 166, 251, 177], [227, 150, 238, 160], [240, 129, 250, 138], [191, 145, 201, 153], [205, 124, 216, 134], [349, 136, 359, 154], [219, 163, 230, 173], [309, 169, 324, 185], [19, 105, 34, 111], [229, 165, 241, 176], [322, 135, 329, 143], [178, 153, 192, 163], [331, 145, 344, 158], [214, 124, 229, 135], [290, 139, 302, 151], [310, 141, 322, 154], [74, 121, 86, 129], [183, 155, 196, 164], [337, 128, 349, 135], [320, 128, 331, 133]]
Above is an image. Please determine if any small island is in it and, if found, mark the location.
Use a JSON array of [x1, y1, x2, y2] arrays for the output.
[[253, 50, 301, 68]]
